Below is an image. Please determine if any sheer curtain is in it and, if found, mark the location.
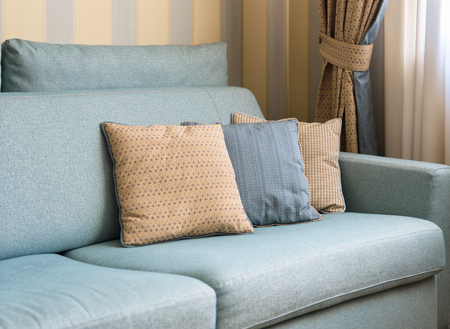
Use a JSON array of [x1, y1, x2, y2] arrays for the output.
[[384, 0, 450, 165]]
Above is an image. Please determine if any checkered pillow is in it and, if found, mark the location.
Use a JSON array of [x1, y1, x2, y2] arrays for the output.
[[232, 113, 345, 213]]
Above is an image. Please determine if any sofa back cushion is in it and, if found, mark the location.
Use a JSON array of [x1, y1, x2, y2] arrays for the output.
[[1, 39, 228, 92], [0, 86, 263, 260]]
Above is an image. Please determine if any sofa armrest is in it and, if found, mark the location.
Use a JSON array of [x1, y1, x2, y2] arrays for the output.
[[339, 152, 450, 225], [339, 151, 450, 328]]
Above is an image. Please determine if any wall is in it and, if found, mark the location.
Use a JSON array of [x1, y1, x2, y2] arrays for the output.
[[0, 0, 384, 140], [241, 0, 310, 121], [0, 0, 311, 121], [0, 0, 239, 82]]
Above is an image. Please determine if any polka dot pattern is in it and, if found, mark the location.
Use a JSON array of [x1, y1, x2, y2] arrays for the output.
[[315, 0, 382, 153], [103, 122, 253, 246], [319, 32, 373, 72], [232, 113, 345, 213]]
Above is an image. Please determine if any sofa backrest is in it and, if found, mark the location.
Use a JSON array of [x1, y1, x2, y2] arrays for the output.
[[0, 87, 264, 261], [1, 39, 228, 92]]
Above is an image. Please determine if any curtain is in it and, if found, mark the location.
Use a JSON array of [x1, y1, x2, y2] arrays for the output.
[[315, 0, 388, 154], [385, 0, 450, 165]]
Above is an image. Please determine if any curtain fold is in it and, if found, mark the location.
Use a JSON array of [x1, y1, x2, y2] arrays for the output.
[[315, 0, 386, 153], [353, 0, 389, 155], [384, 0, 449, 165]]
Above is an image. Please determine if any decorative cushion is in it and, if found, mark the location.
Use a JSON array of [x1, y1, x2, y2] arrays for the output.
[[232, 112, 345, 213], [1, 39, 228, 92], [182, 120, 321, 226], [102, 122, 253, 247]]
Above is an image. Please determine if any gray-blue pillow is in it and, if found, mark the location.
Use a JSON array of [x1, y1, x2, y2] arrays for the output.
[[182, 120, 321, 226]]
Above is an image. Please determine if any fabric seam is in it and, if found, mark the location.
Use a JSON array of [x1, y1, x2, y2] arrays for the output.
[[206, 227, 443, 287], [244, 269, 441, 329], [0, 86, 241, 100]]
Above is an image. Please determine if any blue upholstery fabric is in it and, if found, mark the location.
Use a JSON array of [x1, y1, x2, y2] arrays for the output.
[[64, 213, 445, 329], [206, 88, 266, 123], [339, 151, 450, 329], [1, 39, 447, 329], [221, 120, 320, 226], [1, 39, 228, 92], [0, 87, 263, 260], [266, 277, 438, 329], [0, 254, 216, 329]]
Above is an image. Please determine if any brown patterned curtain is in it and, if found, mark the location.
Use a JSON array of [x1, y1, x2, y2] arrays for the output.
[[315, 0, 382, 153]]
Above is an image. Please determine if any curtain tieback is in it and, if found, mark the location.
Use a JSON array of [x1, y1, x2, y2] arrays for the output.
[[319, 32, 373, 72]]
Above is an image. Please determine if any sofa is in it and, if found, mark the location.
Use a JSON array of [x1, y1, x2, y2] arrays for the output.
[[0, 39, 449, 329]]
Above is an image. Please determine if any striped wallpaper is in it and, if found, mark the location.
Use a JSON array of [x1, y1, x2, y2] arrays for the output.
[[0, 0, 311, 121]]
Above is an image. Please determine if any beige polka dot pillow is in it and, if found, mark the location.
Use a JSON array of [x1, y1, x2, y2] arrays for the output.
[[102, 122, 253, 247], [232, 112, 345, 213]]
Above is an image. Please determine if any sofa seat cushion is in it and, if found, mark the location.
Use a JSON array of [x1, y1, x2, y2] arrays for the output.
[[0, 254, 216, 329], [63, 213, 445, 329]]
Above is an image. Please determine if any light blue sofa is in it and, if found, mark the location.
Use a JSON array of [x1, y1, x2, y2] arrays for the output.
[[0, 39, 449, 329]]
